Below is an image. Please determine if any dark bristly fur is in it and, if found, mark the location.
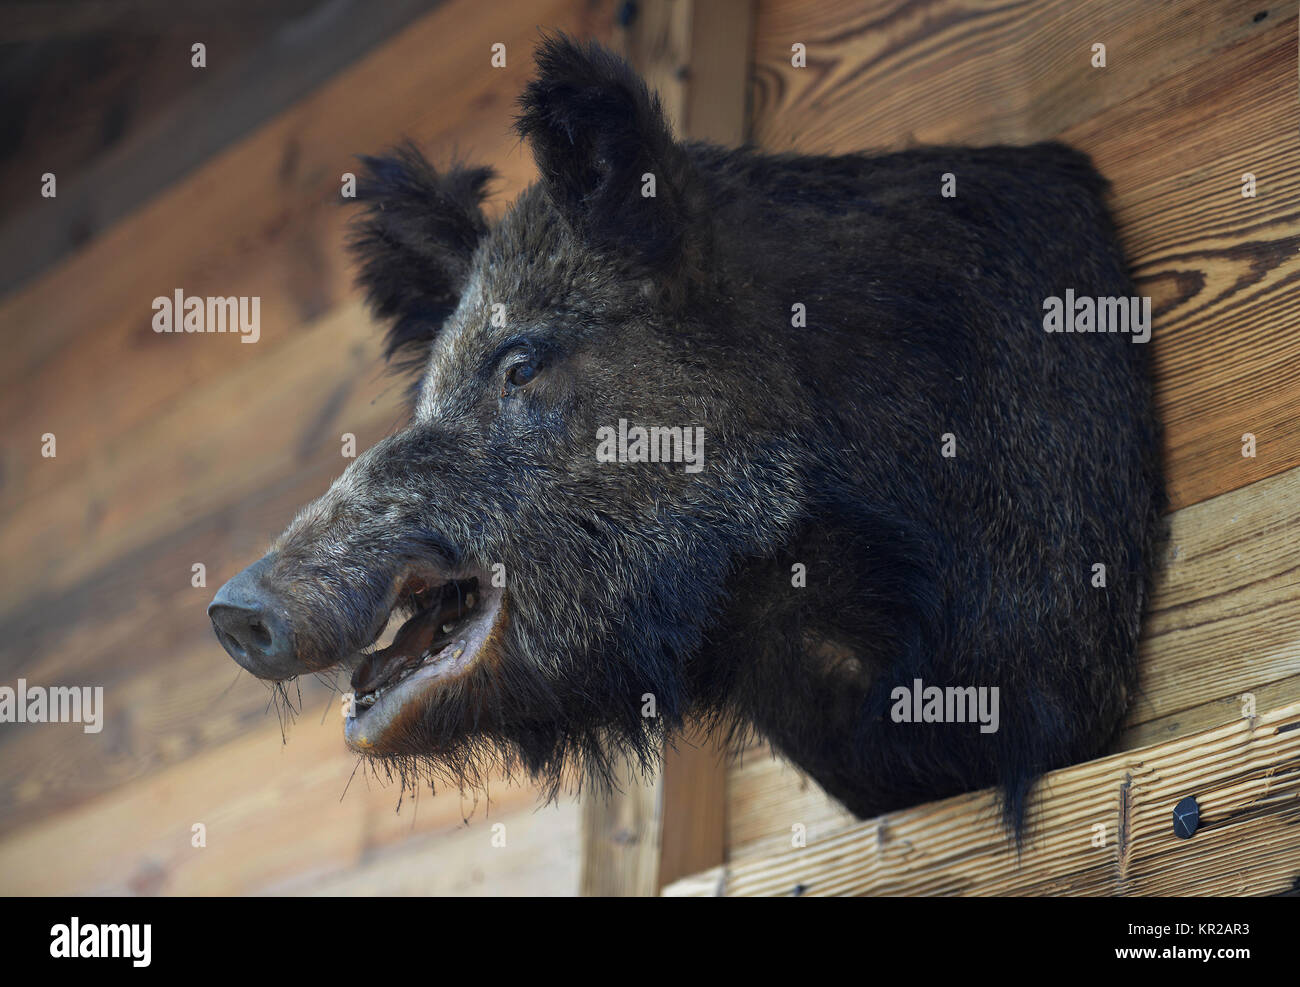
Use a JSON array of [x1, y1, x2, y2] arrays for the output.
[[349, 142, 496, 375], [213, 35, 1165, 841]]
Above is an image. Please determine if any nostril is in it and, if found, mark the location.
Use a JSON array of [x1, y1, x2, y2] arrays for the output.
[[210, 606, 259, 655], [209, 600, 285, 659], [248, 620, 273, 651], [212, 623, 247, 660]]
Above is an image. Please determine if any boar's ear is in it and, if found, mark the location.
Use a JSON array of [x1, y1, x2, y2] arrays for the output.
[[516, 35, 703, 275], [349, 142, 495, 371]]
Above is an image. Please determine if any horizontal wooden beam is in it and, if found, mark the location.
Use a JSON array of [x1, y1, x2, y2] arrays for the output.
[[667, 699, 1300, 896]]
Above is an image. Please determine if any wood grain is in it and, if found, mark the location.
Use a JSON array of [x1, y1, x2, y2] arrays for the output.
[[0, 1, 443, 295], [747, 0, 1300, 511], [0, 0, 612, 894], [579, 769, 662, 897], [704, 0, 1300, 889], [656, 722, 729, 889], [0, 706, 578, 895], [0, 0, 608, 608], [669, 700, 1300, 896], [1126, 465, 1300, 733]]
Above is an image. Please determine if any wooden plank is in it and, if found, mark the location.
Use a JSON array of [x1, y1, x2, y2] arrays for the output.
[[0, 0, 612, 610], [712, 0, 1300, 884], [724, 461, 1300, 862], [667, 699, 1300, 896], [620, 0, 754, 146], [0, 1, 615, 865], [1122, 674, 1300, 750], [0, 707, 576, 895], [680, 0, 754, 146], [265, 801, 581, 895], [578, 770, 662, 897], [657, 722, 728, 888], [1, 1, 336, 39], [617, 0, 693, 128], [0, 299, 397, 621], [0, 0, 444, 295], [724, 752, 856, 862], [1125, 465, 1300, 733], [1059, 19, 1300, 511], [747, 0, 1300, 512], [748, 0, 1283, 151]]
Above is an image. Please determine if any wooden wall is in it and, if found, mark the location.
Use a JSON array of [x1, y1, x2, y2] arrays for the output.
[[700, 0, 1300, 894], [0, 0, 615, 896], [1, 0, 1295, 897]]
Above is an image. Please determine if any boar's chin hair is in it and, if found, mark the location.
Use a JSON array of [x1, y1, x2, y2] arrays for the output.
[[349, 636, 743, 807], [352, 506, 783, 805]]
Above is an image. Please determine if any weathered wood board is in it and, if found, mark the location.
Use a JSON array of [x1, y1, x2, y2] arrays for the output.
[[0, 0, 613, 895], [670, 700, 1300, 897]]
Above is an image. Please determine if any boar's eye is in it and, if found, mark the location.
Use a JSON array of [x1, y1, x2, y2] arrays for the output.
[[505, 360, 539, 390]]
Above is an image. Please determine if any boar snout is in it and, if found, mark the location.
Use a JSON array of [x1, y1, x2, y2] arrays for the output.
[[208, 556, 299, 680]]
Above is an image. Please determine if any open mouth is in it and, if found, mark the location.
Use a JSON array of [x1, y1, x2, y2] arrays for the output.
[[343, 570, 505, 751]]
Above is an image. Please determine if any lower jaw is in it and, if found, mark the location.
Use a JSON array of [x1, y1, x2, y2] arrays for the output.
[[344, 580, 505, 752]]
